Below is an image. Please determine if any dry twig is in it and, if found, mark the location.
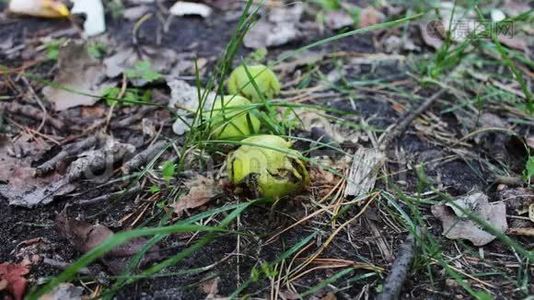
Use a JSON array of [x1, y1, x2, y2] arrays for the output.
[[379, 89, 446, 150], [122, 140, 168, 174], [376, 230, 418, 300], [35, 134, 104, 177]]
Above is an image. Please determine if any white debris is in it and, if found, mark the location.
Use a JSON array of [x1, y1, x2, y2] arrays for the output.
[[167, 79, 216, 135], [491, 9, 506, 22], [71, 0, 106, 37], [243, 3, 304, 49], [169, 1, 212, 18], [344, 148, 385, 198]]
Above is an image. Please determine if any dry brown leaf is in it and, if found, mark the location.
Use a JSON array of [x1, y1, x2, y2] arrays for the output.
[[296, 109, 360, 144], [199, 276, 219, 299], [0, 134, 74, 207], [43, 42, 111, 111], [103, 45, 179, 85], [431, 193, 508, 246], [172, 175, 221, 217], [0, 261, 30, 300], [278, 290, 300, 300], [309, 167, 337, 198], [56, 212, 162, 274], [321, 292, 337, 300], [498, 35, 528, 52]]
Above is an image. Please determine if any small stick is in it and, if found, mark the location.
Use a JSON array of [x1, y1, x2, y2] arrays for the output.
[[0, 102, 64, 130], [122, 140, 168, 174], [34, 134, 103, 177], [376, 229, 418, 300], [507, 228, 534, 237], [379, 89, 445, 150], [43, 257, 91, 275], [494, 176, 523, 186], [77, 184, 142, 206], [110, 106, 158, 129], [21, 76, 48, 133]]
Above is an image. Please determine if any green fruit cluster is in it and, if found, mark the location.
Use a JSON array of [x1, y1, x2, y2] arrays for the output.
[[204, 64, 307, 199]]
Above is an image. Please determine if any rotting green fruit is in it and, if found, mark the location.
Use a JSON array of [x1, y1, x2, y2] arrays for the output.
[[227, 64, 281, 102], [206, 95, 261, 140], [227, 135, 309, 199]]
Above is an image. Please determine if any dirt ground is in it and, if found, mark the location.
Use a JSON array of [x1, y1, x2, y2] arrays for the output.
[[1, 1, 533, 299]]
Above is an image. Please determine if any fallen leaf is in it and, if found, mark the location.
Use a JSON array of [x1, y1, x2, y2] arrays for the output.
[[279, 290, 300, 300], [80, 106, 106, 119], [103, 46, 179, 83], [0, 134, 75, 208], [199, 276, 219, 298], [359, 6, 385, 28], [43, 42, 111, 111], [0, 261, 30, 300], [321, 292, 337, 300], [498, 35, 528, 52], [56, 212, 162, 274], [8, 0, 69, 18], [169, 1, 212, 18], [172, 175, 221, 217], [39, 283, 84, 300], [103, 47, 137, 78], [71, 0, 106, 36], [431, 193, 508, 246], [295, 109, 360, 144], [309, 166, 337, 198], [243, 3, 304, 49]]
